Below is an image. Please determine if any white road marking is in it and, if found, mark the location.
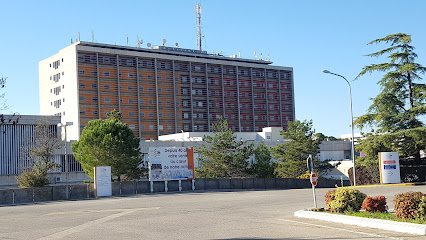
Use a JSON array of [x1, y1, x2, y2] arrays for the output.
[[278, 218, 404, 240], [38, 207, 160, 239]]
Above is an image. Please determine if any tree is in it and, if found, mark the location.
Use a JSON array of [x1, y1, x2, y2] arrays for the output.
[[71, 110, 144, 180], [271, 120, 331, 178], [196, 117, 254, 178], [248, 142, 277, 178], [16, 117, 62, 187], [355, 33, 426, 164]]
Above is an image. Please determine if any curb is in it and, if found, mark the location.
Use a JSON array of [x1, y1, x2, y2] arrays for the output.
[[343, 182, 426, 188], [294, 210, 426, 236]]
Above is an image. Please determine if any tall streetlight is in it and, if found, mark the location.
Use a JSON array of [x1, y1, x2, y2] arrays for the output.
[[322, 70, 356, 186]]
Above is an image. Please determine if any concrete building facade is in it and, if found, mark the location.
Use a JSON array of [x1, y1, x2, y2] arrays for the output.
[[39, 42, 294, 141]]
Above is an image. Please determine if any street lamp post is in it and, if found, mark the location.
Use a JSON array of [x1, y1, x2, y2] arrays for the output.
[[322, 70, 356, 186]]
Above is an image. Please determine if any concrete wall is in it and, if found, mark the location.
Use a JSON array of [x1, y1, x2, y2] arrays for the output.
[[0, 178, 350, 205]]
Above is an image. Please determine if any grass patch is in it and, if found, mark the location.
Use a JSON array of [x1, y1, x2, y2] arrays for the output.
[[345, 212, 426, 225], [310, 209, 426, 224]]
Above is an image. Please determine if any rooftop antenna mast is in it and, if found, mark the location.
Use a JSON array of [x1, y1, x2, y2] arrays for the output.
[[195, 1, 203, 51], [91, 30, 94, 42]]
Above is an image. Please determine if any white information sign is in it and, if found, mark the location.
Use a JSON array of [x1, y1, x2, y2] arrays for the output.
[[378, 152, 401, 184], [94, 166, 112, 197], [149, 147, 194, 181]]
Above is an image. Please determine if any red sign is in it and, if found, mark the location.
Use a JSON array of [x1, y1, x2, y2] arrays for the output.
[[383, 160, 396, 164], [310, 173, 318, 186]]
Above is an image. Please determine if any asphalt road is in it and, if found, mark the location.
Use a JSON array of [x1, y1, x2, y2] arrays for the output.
[[1, 185, 426, 240]]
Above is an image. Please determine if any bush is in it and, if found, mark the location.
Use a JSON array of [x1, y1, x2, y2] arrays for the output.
[[415, 196, 426, 220], [16, 171, 50, 188], [361, 196, 387, 213], [348, 166, 380, 186], [394, 192, 426, 219], [327, 188, 367, 213], [324, 189, 336, 210]]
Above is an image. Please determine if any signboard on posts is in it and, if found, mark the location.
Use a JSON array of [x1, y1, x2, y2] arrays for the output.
[[94, 166, 112, 197], [379, 152, 401, 184], [148, 147, 195, 181]]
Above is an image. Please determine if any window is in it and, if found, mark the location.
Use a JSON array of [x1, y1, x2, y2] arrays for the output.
[[80, 110, 86, 115], [165, 76, 171, 80], [183, 113, 189, 119], [198, 102, 203, 107], [149, 125, 154, 130], [93, 110, 98, 115], [128, 86, 134, 91], [127, 73, 134, 78], [167, 125, 172, 130], [129, 99, 135, 104], [158, 100, 162, 105], [129, 112, 135, 117], [268, 83, 273, 88], [104, 71, 110, 77], [167, 113, 172, 118], [104, 85, 110, 90], [159, 125, 163, 130], [253, 82, 257, 87], [158, 88, 162, 93], [139, 74, 143, 79], [166, 101, 171, 105], [126, 60, 133, 66], [79, 96, 86, 102], [103, 57, 110, 64], [148, 87, 153, 92], [104, 97, 111, 103], [270, 116, 275, 120], [140, 112, 145, 117], [159, 113, 163, 118], [184, 125, 189, 131], [149, 100, 153, 104], [92, 97, 98, 102], [285, 106, 290, 110], [140, 125, 145, 130], [79, 83, 85, 88], [139, 86, 144, 91], [140, 99, 145, 104], [149, 112, 154, 117], [78, 69, 85, 75], [148, 75, 153, 80], [284, 85, 288, 89], [92, 84, 97, 89], [269, 105, 274, 110], [91, 70, 97, 76], [129, 124, 135, 130]]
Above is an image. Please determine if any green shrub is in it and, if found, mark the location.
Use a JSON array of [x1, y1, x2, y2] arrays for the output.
[[327, 188, 367, 213], [394, 192, 426, 219], [415, 196, 426, 220], [361, 196, 387, 213], [16, 171, 50, 188]]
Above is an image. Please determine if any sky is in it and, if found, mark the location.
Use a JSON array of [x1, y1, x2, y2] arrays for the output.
[[1, 0, 426, 138]]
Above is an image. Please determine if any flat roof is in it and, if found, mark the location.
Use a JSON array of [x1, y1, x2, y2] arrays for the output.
[[77, 41, 275, 66]]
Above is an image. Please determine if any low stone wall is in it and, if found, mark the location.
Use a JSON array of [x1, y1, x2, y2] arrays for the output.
[[0, 178, 350, 205]]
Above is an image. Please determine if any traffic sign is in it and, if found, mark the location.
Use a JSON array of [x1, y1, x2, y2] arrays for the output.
[[310, 172, 317, 186]]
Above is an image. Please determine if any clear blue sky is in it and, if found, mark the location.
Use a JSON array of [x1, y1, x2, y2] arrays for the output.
[[1, 0, 425, 137]]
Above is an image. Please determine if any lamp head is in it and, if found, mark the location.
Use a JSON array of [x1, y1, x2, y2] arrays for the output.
[[322, 70, 331, 74]]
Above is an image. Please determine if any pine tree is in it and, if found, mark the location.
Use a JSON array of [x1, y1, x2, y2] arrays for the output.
[[196, 117, 254, 178], [355, 33, 426, 163]]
